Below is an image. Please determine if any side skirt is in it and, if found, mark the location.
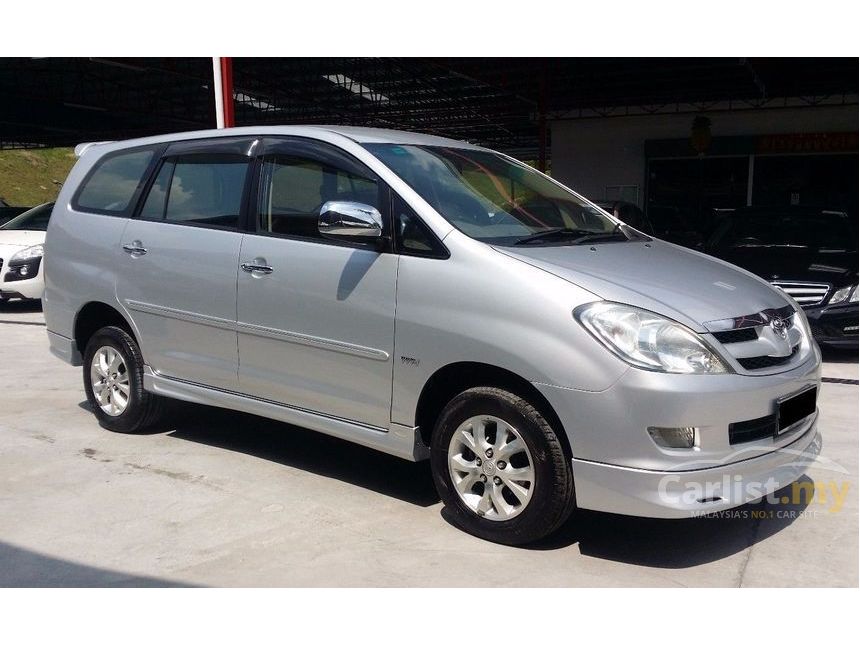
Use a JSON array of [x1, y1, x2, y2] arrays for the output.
[[142, 367, 429, 462]]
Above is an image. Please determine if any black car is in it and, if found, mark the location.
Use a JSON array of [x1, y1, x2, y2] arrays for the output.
[[705, 206, 858, 350]]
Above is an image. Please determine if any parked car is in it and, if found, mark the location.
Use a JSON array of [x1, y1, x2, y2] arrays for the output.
[[705, 206, 858, 350], [0, 202, 54, 302], [0, 205, 30, 227], [44, 127, 821, 544]]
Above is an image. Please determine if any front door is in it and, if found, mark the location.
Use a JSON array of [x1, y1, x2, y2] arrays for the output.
[[236, 138, 397, 429], [116, 137, 255, 390]]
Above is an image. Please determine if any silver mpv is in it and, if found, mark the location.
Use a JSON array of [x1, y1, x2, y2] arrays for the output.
[[44, 126, 822, 544]]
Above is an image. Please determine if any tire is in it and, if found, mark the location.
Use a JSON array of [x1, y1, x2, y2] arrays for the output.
[[82, 325, 165, 433], [430, 386, 575, 545]]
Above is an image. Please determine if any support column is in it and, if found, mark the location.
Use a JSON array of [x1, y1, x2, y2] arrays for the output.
[[212, 57, 235, 128]]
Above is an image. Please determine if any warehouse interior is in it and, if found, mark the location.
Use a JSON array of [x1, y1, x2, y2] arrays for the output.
[[1, 57, 857, 237]]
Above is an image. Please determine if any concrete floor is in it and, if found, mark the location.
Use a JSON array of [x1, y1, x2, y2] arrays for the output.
[[1, 299, 857, 587]]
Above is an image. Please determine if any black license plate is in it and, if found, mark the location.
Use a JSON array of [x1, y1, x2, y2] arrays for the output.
[[777, 386, 817, 434]]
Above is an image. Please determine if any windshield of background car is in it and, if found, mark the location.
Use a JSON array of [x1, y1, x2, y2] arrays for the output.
[[0, 203, 54, 231], [708, 211, 857, 251], [364, 144, 625, 246]]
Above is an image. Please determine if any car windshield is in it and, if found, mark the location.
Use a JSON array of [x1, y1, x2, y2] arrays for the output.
[[0, 202, 54, 231], [708, 210, 857, 251], [364, 144, 629, 246]]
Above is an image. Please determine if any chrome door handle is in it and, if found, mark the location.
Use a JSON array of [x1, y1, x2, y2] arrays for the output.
[[241, 263, 273, 274], [122, 242, 147, 256]]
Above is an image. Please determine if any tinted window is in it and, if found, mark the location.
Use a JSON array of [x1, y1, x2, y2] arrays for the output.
[[75, 149, 154, 213], [140, 155, 247, 228], [393, 194, 446, 258], [0, 202, 54, 231], [258, 155, 378, 240]]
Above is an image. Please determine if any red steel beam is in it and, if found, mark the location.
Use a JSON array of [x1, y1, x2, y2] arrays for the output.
[[220, 57, 235, 128]]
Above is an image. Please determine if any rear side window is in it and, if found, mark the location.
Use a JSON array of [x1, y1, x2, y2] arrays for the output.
[[139, 155, 248, 229], [74, 148, 155, 214]]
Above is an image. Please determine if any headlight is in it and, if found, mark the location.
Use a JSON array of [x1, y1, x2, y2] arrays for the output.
[[575, 302, 729, 374], [830, 284, 857, 304], [10, 244, 44, 262]]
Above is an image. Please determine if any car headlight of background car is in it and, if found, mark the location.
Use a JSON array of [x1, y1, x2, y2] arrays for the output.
[[5, 244, 44, 282], [575, 301, 729, 374], [829, 284, 858, 304]]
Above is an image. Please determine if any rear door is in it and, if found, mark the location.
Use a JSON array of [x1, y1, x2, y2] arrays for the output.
[[235, 137, 398, 428], [116, 137, 256, 390]]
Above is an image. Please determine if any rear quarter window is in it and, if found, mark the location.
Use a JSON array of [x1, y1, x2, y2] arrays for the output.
[[72, 147, 157, 215]]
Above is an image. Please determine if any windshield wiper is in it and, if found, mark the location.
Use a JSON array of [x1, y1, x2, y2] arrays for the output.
[[569, 230, 629, 245], [514, 228, 593, 245]]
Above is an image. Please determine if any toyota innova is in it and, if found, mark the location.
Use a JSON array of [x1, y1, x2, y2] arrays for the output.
[[44, 127, 822, 544]]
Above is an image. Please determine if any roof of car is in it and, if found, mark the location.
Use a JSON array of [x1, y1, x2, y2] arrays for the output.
[[75, 125, 482, 158]]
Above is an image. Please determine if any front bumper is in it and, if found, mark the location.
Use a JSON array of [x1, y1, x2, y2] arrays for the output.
[[572, 423, 821, 518], [535, 349, 822, 518], [805, 302, 858, 349], [0, 259, 44, 299]]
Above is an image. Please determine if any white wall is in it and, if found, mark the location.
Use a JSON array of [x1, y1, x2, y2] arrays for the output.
[[550, 105, 858, 207]]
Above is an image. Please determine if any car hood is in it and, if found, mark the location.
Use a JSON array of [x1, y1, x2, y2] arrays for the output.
[[0, 230, 45, 258], [494, 240, 791, 332], [709, 245, 857, 287]]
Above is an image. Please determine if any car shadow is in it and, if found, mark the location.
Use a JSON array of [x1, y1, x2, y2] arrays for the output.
[[0, 540, 193, 587], [0, 298, 42, 313], [515, 476, 814, 566], [158, 402, 440, 508], [77, 397, 814, 559]]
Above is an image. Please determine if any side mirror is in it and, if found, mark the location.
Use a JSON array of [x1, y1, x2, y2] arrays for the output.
[[319, 201, 383, 239]]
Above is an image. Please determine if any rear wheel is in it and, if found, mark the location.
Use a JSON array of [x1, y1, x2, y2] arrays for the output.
[[82, 326, 164, 433], [430, 387, 575, 545]]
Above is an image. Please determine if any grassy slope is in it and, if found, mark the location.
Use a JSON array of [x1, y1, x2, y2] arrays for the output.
[[0, 148, 76, 207]]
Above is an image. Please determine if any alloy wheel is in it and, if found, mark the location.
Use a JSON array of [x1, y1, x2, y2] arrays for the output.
[[89, 346, 130, 417], [447, 415, 535, 521]]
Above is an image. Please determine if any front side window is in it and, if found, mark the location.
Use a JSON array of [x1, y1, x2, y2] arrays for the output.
[[74, 149, 155, 214], [364, 144, 632, 246], [139, 154, 247, 228], [257, 155, 378, 240], [393, 193, 446, 258]]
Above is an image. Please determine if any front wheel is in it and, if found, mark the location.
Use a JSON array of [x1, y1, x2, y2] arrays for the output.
[[82, 326, 165, 433], [430, 387, 575, 545]]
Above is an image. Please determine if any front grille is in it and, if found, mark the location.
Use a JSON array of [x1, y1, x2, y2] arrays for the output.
[[729, 414, 777, 445], [712, 327, 758, 344], [737, 344, 800, 370], [770, 281, 829, 306]]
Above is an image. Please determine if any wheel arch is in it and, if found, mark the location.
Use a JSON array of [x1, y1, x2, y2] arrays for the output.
[[73, 301, 138, 355], [414, 361, 572, 459]]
